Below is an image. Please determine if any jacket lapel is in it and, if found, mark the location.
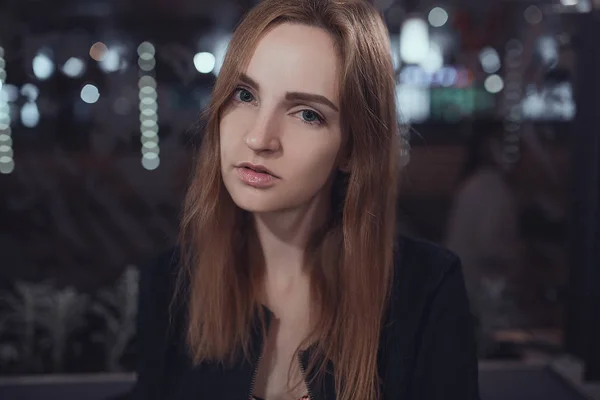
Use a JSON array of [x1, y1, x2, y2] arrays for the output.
[[180, 307, 271, 399], [298, 239, 407, 400], [299, 347, 336, 400]]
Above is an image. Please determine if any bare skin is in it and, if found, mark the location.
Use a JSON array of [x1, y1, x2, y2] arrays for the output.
[[219, 22, 343, 400]]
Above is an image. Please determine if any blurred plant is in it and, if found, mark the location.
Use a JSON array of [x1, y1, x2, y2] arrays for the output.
[[473, 276, 523, 357], [0, 282, 55, 372], [0, 265, 140, 374], [480, 276, 514, 328], [91, 265, 139, 372], [36, 287, 89, 372], [0, 311, 20, 369], [0, 342, 20, 370]]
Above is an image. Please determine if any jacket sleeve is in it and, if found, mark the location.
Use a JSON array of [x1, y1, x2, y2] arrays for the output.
[[408, 257, 481, 400], [131, 249, 178, 400]]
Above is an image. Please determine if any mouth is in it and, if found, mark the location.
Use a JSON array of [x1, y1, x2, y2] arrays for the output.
[[236, 162, 279, 178]]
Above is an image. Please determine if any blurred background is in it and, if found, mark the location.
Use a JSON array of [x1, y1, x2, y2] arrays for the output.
[[0, 0, 599, 399]]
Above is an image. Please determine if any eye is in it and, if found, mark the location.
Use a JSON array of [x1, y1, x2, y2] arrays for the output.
[[233, 87, 255, 103], [297, 109, 325, 126]]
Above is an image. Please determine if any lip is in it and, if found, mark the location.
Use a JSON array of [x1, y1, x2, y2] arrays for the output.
[[236, 162, 279, 178], [234, 163, 280, 188]]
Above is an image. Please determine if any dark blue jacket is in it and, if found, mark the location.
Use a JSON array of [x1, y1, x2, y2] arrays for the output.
[[132, 236, 480, 400]]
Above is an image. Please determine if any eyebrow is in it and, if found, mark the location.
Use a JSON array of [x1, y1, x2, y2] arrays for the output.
[[285, 92, 339, 113], [238, 73, 339, 113], [239, 73, 260, 90]]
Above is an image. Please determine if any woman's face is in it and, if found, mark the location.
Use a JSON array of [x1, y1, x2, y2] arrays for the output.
[[220, 23, 343, 214]]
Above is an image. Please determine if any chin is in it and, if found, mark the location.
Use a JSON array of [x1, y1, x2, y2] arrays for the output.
[[224, 181, 283, 213], [229, 192, 286, 213]]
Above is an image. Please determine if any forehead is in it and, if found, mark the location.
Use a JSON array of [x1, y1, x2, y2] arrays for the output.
[[245, 23, 340, 100]]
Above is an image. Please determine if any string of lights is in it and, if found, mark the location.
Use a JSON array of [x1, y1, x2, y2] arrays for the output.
[[501, 37, 524, 166], [138, 42, 160, 171], [0, 46, 14, 175]]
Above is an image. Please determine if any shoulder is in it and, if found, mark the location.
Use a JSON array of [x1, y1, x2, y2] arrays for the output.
[[133, 247, 185, 400], [395, 235, 460, 283], [392, 236, 480, 399], [139, 246, 182, 300], [392, 235, 464, 308], [137, 246, 185, 331]]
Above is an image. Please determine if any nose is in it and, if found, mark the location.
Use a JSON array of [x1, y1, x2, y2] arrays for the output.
[[244, 111, 281, 154]]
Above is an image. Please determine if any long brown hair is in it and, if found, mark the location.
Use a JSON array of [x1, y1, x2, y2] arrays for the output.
[[178, 1, 401, 399]]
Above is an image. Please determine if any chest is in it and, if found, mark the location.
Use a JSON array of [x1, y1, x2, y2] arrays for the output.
[[167, 273, 419, 400], [251, 318, 312, 400], [167, 312, 416, 400]]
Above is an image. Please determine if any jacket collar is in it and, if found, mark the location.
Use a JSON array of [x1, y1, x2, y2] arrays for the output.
[[256, 305, 337, 400], [253, 235, 405, 400]]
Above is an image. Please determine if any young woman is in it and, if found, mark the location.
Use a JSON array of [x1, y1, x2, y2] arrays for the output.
[[134, 1, 480, 399]]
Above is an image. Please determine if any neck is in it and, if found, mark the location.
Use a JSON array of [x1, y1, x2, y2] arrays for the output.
[[250, 192, 332, 326], [252, 193, 330, 279]]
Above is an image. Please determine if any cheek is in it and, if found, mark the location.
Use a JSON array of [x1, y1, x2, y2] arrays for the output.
[[219, 111, 245, 158], [287, 136, 342, 180]]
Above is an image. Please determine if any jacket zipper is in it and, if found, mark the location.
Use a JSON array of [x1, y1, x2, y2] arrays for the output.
[[248, 352, 264, 400], [248, 353, 314, 400], [298, 352, 315, 400]]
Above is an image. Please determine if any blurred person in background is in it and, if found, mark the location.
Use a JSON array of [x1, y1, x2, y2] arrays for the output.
[[133, 1, 479, 400], [444, 121, 523, 357]]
